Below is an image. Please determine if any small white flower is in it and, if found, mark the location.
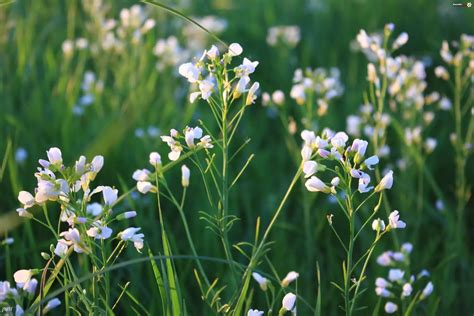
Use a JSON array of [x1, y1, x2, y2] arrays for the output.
[[44, 298, 61, 313], [281, 271, 299, 287], [384, 301, 398, 314], [178, 62, 200, 83], [375, 287, 391, 297], [149, 152, 162, 167], [13, 269, 32, 285], [133, 169, 151, 181], [371, 218, 385, 232], [282, 292, 296, 312], [303, 161, 318, 178], [86, 202, 103, 217], [330, 132, 349, 148], [246, 82, 260, 106], [392, 252, 404, 261], [402, 283, 413, 297], [393, 32, 408, 49], [247, 309, 264, 316], [137, 181, 153, 194], [102, 186, 118, 206], [118, 227, 145, 252], [46, 147, 63, 165], [18, 191, 35, 209], [388, 269, 405, 282], [206, 45, 219, 59], [375, 170, 393, 192], [421, 281, 433, 299], [375, 277, 389, 288], [199, 135, 214, 148], [185, 126, 203, 148], [272, 90, 285, 105], [331, 177, 340, 186], [305, 176, 330, 193], [15, 304, 24, 316], [364, 155, 379, 170], [252, 272, 268, 291], [377, 251, 393, 266], [228, 43, 243, 56], [388, 210, 406, 229], [181, 165, 190, 187], [301, 145, 312, 161], [54, 239, 69, 257], [401, 242, 413, 253], [87, 221, 113, 240]]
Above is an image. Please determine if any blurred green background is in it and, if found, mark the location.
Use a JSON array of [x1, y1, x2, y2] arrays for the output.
[[0, 0, 473, 314]]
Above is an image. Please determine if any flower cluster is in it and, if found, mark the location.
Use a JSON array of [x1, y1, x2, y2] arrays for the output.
[[153, 36, 189, 71], [290, 67, 343, 116], [266, 25, 301, 47], [300, 130, 395, 195], [0, 270, 61, 315], [63, 2, 156, 57], [73, 71, 104, 116], [375, 243, 434, 314], [178, 43, 260, 105], [17, 147, 144, 253]]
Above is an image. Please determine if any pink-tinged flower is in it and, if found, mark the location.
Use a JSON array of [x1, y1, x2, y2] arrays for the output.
[[375, 170, 393, 192], [388, 210, 406, 229]]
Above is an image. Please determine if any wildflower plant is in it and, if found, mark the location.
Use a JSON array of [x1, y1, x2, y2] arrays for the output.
[[12, 147, 144, 313], [300, 129, 405, 315], [374, 242, 434, 314]]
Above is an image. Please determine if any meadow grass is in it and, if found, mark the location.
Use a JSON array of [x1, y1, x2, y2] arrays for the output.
[[0, 0, 473, 315]]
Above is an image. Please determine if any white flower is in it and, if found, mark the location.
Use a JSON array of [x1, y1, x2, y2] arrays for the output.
[[228, 43, 243, 56], [118, 227, 145, 252], [13, 269, 32, 285], [358, 172, 373, 193], [44, 298, 61, 313], [247, 309, 264, 316], [252, 272, 268, 291], [388, 210, 406, 229], [272, 90, 285, 105], [372, 218, 385, 231], [35, 179, 70, 203], [199, 135, 214, 148], [301, 145, 312, 161], [393, 32, 408, 49], [367, 63, 377, 83], [185, 126, 203, 148], [18, 191, 35, 209], [206, 45, 219, 59], [15, 304, 24, 316], [178, 62, 200, 83], [330, 132, 349, 148], [236, 58, 259, 77], [282, 292, 296, 312], [331, 177, 340, 186], [375, 277, 389, 288], [149, 152, 161, 167], [181, 165, 190, 187], [392, 252, 404, 261], [246, 82, 260, 106], [351, 139, 368, 159], [401, 242, 413, 253], [421, 281, 433, 299], [375, 170, 393, 192], [303, 161, 317, 178], [402, 283, 413, 297], [91, 155, 104, 174], [198, 78, 215, 101], [301, 130, 316, 146], [54, 239, 69, 257], [86, 202, 103, 217], [102, 186, 118, 206], [87, 221, 113, 240], [46, 147, 63, 165], [375, 287, 391, 297], [281, 271, 299, 287], [364, 155, 379, 170], [60, 228, 84, 253], [137, 181, 153, 194], [305, 176, 330, 193], [388, 269, 405, 282], [133, 169, 151, 181], [377, 251, 393, 266], [384, 302, 398, 314]]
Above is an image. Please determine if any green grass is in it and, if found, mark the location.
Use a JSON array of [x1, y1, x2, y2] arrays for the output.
[[0, 0, 473, 315]]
